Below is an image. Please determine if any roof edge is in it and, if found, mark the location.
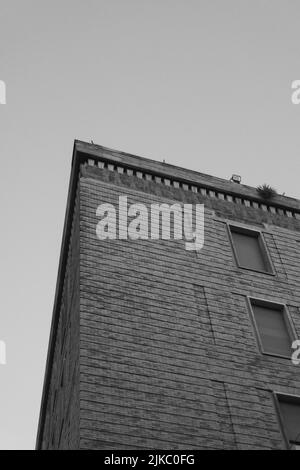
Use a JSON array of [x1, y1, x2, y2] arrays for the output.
[[75, 140, 300, 212]]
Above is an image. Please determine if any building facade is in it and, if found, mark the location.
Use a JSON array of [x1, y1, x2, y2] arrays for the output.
[[36, 140, 300, 450]]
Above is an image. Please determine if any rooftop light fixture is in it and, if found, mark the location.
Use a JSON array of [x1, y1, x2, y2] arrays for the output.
[[230, 174, 242, 184]]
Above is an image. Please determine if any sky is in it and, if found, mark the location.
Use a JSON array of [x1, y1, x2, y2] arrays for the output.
[[1, 0, 300, 450]]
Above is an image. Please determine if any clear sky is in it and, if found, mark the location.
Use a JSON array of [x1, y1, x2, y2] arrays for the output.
[[1, 0, 300, 449]]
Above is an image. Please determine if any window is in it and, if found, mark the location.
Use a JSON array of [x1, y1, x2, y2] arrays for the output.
[[248, 299, 295, 358], [229, 225, 273, 273], [276, 395, 300, 449]]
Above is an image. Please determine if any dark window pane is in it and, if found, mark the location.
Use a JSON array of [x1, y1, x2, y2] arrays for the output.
[[252, 304, 291, 356], [279, 399, 300, 444], [231, 230, 268, 271]]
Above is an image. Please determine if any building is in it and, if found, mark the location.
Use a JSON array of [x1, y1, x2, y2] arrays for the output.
[[36, 140, 300, 450]]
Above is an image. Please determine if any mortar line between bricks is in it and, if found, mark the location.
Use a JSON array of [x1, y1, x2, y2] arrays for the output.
[[80, 361, 298, 397]]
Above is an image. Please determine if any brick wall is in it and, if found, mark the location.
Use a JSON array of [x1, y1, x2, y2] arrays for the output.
[[78, 163, 300, 450], [40, 189, 80, 450], [37, 142, 300, 449]]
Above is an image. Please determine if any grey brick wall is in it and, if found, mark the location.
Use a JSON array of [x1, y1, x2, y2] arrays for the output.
[[78, 163, 300, 450], [40, 189, 80, 450], [37, 143, 300, 450]]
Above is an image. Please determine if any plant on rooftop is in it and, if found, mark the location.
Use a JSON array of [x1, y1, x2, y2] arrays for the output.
[[256, 184, 278, 200]]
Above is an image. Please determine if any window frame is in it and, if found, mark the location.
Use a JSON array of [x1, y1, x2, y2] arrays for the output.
[[247, 297, 296, 359], [273, 392, 300, 450], [227, 223, 275, 275]]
